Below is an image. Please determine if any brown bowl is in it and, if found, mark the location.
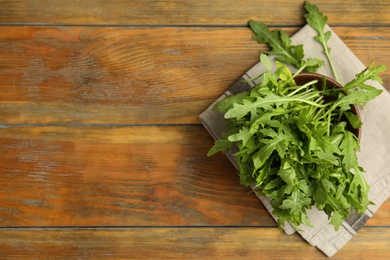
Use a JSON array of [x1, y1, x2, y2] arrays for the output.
[[294, 72, 361, 139]]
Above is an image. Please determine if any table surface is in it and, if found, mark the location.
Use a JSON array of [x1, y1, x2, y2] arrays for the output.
[[0, 0, 389, 259]]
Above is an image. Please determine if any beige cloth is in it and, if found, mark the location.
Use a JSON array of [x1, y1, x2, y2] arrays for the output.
[[199, 24, 390, 257]]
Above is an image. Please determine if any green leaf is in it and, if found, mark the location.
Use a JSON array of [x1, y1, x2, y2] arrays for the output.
[[297, 179, 310, 195], [278, 162, 296, 187], [321, 178, 336, 193], [333, 87, 382, 112], [272, 207, 292, 230], [238, 171, 256, 187], [291, 44, 304, 61], [279, 188, 311, 214], [254, 158, 273, 187], [348, 168, 370, 213], [225, 90, 324, 121], [294, 58, 325, 75], [277, 184, 294, 198], [260, 53, 273, 71], [253, 134, 291, 169], [343, 63, 386, 92], [304, 0, 339, 81], [248, 20, 323, 72], [228, 127, 253, 147], [312, 127, 341, 155], [339, 131, 360, 171], [237, 156, 256, 186], [340, 63, 386, 107], [304, 1, 328, 36], [313, 181, 328, 210], [224, 98, 260, 121], [335, 182, 346, 200], [249, 20, 301, 68], [329, 211, 343, 231], [299, 211, 314, 228], [332, 91, 364, 111], [207, 139, 232, 156], [264, 177, 284, 191], [315, 150, 339, 165], [213, 91, 250, 113], [344, 112, 362, 129], [249, 107, 287, 134], [276, 61, 293, 82]]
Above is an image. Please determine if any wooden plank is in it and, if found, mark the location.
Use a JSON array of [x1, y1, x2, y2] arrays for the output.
[[0, 26, 389, 125], [0, 227, 389, 259], [0, 0, 389, 26], [0, 26, 263, 125], [0, 125, 273, 227], [0, 125, 389, 227]]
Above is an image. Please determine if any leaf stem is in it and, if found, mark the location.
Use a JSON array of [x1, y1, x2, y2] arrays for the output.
[[324, 49, 340, 83], [286, 80, 318, 97]]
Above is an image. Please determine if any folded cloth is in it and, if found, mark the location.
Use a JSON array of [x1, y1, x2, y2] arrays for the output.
[[199, 24, 390, 257]]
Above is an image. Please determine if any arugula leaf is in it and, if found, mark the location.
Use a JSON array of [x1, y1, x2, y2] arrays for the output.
[[260, 53, 273, 71], [207, 139, 232, 156], [224, 90, 325, 121], [313, 180, 328, 210], [249, 21, 300, 67], [237, 160, 256, 186], [304, 0, 339, 82], [213, 91, 251, 113], [348, 167, 370, 213], [248, 20, 323, 72], [273, 207, 292, 231], [339, 131, 360, 171], [344, 112, 362, 129], [293, 58, 325, 77], [278, 162, 297, 186], [343, 63, 386, 93], [249, 107, 287, 134], [332, 89, 380, 111], [228, 127, 253, 147], [329, 211, 344, 231], [254, 158, 274, 187], [279, 188, 311, 214], [252, 133, 289, 169], [312, 127, 341, 154]]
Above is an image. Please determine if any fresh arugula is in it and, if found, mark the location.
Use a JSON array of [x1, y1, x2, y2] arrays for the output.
[[304, 0, 340, 82], [248, 20, 323, 73], [209, 0, 387, 231], [208, 55, 385, 230]]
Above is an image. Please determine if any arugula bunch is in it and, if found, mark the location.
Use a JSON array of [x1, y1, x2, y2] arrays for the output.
[[208, 0, 386, 231]]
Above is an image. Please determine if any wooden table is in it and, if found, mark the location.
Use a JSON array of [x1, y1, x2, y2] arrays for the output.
[[0, 0, 389, 259]]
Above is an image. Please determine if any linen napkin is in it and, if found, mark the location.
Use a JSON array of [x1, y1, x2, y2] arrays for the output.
[[199, 24, 390, 257]]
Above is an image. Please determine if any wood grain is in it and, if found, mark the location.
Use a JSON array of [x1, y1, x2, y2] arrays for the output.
[[0, 0, 389, 26], [1, 1, 389, 258], [0, 26, 389, 125], [0, 125, 389, 227], [0, 125, 273, 227], [0, 227, 389, 259]]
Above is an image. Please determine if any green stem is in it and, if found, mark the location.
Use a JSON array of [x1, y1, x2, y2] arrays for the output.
[[324, 48, 340, 83], [327, 110, 333, 136], [286, 80, 318, 97]]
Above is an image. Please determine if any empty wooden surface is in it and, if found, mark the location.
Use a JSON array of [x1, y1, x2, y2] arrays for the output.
[[0, 0, 389, 259]]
